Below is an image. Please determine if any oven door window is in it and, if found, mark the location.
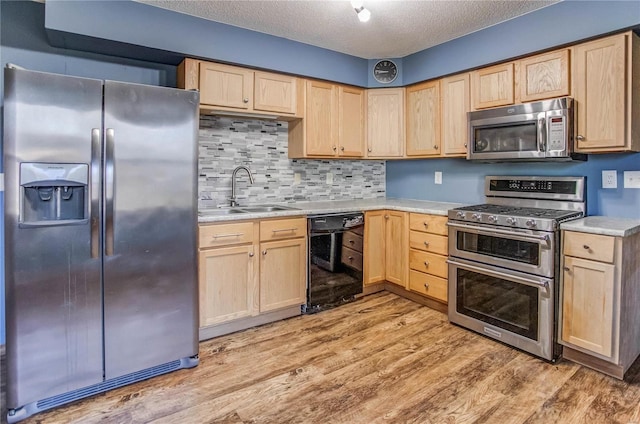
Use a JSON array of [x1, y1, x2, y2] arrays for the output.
[[473, 122, 538, 153], [456, 231, 540, 265], [456, 268, 539, 340]]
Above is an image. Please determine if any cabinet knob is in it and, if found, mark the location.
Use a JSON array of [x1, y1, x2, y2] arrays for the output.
[[424, 261, 429, 267], [249, 252, 254, 257], [243, 98, 249, 103], [349, 239, 355, 244], [434, 145, 439, 150], [423, 222, 428, 227], [576, 135, 585, 141], [262, 250, 267, 255], [333, 146, 337, 151], [385, 215, 389, 219], [340, 146, 345, 151], [424, 283, 430, 289], [563, 266, 570, 272], [583, 244, 590, 251], [424, 241, 430, 247], [368, 148, 372, 153], [464, 143, 468, 148], [348, 256, 353, 260]]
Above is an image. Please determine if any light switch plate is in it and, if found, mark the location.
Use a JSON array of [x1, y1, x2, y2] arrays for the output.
[[293, 172, 301, 185], [602, 170, 617, 189], [624, 171, 640, 188], [326, 172, 333, 185], [434, 171, 443, 185]]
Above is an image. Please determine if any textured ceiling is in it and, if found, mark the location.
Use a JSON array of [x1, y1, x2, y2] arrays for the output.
[[138, 0, 559, 59]]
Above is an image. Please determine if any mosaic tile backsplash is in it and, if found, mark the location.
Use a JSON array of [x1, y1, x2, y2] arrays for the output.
[[198, 116, 386, 209]]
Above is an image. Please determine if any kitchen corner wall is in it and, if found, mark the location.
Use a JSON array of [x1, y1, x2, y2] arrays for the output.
[[198, 116, 385, 209]]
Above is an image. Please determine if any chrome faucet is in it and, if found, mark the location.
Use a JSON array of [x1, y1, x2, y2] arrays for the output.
[[230, 166, 254, 207]]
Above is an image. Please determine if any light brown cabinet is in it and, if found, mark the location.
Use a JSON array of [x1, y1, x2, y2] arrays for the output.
[[572, 31, 640, 152], [440, 73, 470, 157], [367, 88, 405, 158], [198, 217, 307, 335], [472, 63, 515, 109], [518, 49, 570, 103], [406, 81, 441, 156], [289, 81, 365, 158], [178, 59, 302, 118], [363, 210, 407, 286], [560, 229, 640, 379]]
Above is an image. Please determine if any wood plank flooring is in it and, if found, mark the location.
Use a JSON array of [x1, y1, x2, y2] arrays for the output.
[[8, 292, 640, 424]]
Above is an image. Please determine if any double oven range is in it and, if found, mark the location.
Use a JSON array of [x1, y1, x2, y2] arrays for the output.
[[447, 176, 585, 361]]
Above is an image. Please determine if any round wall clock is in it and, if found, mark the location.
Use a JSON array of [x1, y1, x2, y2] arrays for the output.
[[373, 60, 398, 84]]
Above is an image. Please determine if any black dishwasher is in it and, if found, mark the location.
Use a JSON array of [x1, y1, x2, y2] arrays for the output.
[[303, 212, 365, 314]]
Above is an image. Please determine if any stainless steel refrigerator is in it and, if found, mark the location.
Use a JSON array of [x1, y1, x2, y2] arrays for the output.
[[3, 66, 200, 423]]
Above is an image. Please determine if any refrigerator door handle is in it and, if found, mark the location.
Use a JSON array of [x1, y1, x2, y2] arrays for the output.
[[105, 128, 115, 256], [90, 128, 101, 258]]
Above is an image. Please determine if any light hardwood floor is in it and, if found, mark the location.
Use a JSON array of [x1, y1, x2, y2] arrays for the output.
[[8, 292, 640, 424]]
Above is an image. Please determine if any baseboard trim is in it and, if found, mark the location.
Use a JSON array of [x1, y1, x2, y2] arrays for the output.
[[563, 346, 624, 380], [199, 306, 301, 341], [383, 283, 448, 314]]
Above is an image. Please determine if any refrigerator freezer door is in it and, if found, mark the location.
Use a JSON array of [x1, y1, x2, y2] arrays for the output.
[[102, 81, 199, 379], [4, 68, 104, 407]]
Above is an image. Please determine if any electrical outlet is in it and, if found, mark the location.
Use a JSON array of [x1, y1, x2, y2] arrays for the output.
[[602, 170, 617, 189], [624, 171, 640, 189], [293, 172, 301, 185], [434, 171, 443, 185], [326, 172, 333, 185]]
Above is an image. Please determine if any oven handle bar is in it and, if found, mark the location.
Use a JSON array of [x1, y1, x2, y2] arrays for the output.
[[447, 222, 550, 245], [446, 258, 550, 290]]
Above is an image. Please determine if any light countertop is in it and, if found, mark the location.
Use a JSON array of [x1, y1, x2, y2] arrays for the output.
[[560, 216, 640, 237], [198, 198, 465, 223]]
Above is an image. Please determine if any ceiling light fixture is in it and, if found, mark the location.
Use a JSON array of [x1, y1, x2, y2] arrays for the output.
[[351, 0, 371, 23]]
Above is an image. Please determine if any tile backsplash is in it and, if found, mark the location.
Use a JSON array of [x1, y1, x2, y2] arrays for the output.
[[198, 116, 386, 209]]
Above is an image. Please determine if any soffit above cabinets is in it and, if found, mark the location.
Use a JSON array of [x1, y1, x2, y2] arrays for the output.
[[135, 0, 558, 59]]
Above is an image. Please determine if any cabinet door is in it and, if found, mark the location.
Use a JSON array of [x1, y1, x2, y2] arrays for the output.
[[367, 88, 405, 157], [562, 256, 616, 358], [518, 49, 570, 102], [572, 34, 627, 151], [306, 80, 338, 156], [199, 62, 253, 110], [385, 211, 407, 287], [260, 238, 306, 312], [441, 73, 470, 156], [406, 81, 441, 156], [364, 210, 386, 285], [472, 62, 515, 109], [338, 86, 365, 157], [253, 71, 298, 115], [199, 245, 258, 327]]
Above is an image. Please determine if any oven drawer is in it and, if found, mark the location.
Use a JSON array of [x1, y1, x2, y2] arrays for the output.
[[342, 231, 363, 253], [260, 217, 307, 241], [564, 231, 615, 263], [408, 270, 447, 302], [341, 246, 363, 272], [199, 222, 255, 248], [409, 213, 448, 235], [409, 231, 448, 255], [409, 249, 447, 279]]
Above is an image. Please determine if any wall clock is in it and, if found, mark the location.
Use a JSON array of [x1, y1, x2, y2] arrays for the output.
[[373, 60, 398, 84]]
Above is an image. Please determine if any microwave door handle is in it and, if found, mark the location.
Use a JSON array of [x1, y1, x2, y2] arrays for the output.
[[538, 115, 547, 153], [447, 222, 550, 246], [446, 258, 550, 290]]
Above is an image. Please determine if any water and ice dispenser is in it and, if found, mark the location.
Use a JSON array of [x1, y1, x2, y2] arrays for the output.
[[20, 163, 89, 225]]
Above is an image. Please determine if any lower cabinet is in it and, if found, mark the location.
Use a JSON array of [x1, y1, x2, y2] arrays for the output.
[[560, 229, 640, 379], [198, 217, 307, 336], [363, 210, 407, 287]]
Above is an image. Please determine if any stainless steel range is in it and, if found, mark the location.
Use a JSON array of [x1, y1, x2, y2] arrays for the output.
[[447, 176, 585, 361]]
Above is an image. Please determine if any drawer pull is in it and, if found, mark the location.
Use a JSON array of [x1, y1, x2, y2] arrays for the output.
[[424, 283, 430, 289], [249, 252, 254, 257], [583, 244, 590, 250], [423, 222, 428, 227], [424, 261, 429, 267], [348, 256, 353, 260], [423, 241, 430, 247], [349, 239, 355, 244], [272, 228, 297, 233], [385, 215, 389, 219], [212, 232, 243, 239]]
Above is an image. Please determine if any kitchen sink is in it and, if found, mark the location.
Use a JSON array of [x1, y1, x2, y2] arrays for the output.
[[238, 205, 300, 212], [198, 208, 248, 216], [198, 204, 300, 216]]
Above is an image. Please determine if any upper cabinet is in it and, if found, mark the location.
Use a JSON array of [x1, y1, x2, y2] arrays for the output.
[[572, 31, 640, 153], [367, 88, 405, 158], [440, 73, 470, 157], [406, 81, 441, 157], [289, 81, 365, 158], [178, 59, 302, 118], [472, 63, 515, 109], [518, 49, 570, 103]]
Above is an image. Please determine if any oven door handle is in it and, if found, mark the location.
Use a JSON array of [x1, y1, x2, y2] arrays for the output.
[[447, 222, 550, 246], [446, 258, 550, 290]]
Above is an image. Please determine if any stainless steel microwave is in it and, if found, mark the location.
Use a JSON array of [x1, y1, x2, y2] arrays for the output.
[[467, 97, 586, 161]]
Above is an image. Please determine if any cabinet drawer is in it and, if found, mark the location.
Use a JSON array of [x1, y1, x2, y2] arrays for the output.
[[409, 213, 448, 235], [409, 249, 447, 279], [341, 246, 363, 272], [199, 222, 255, 248], [350, 224, 364, 236], [342, 231, 364, 252], [260, 217, 307, 241], [409, 231, 448, 255], [564, 231, 615, 263], [408, 270, 448, 303]]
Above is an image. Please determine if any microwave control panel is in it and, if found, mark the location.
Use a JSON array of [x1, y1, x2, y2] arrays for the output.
[[547, 116, 566, 151]]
